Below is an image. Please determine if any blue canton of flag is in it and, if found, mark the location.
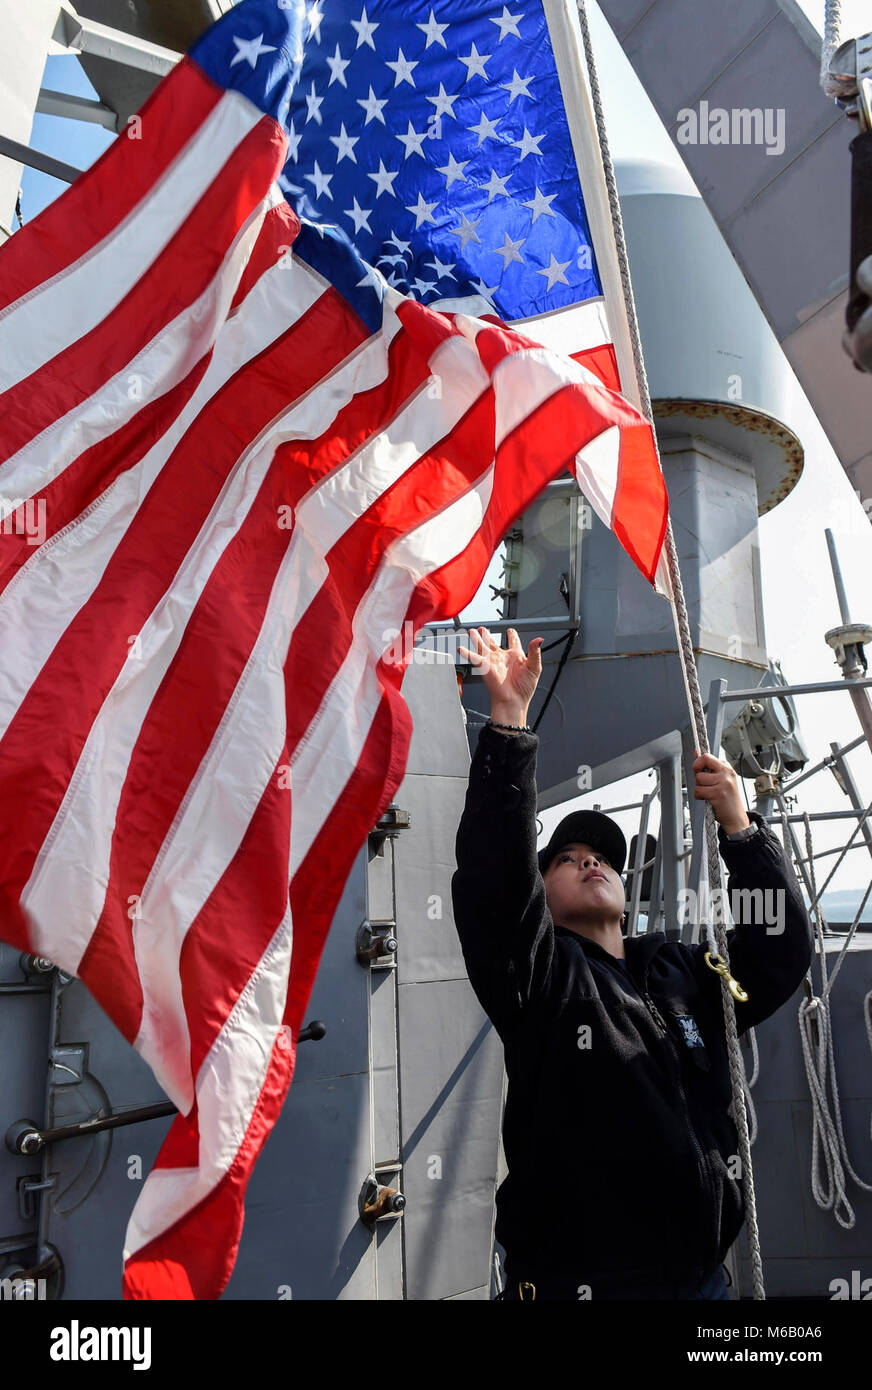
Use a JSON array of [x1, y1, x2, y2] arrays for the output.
[[192, 0, 603, 331]]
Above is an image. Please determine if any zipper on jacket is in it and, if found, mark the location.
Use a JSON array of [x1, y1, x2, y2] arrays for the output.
[[642, 988, 718, 1259]]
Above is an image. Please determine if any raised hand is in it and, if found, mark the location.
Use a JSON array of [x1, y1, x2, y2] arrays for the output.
[[457, 626, 543, 726]]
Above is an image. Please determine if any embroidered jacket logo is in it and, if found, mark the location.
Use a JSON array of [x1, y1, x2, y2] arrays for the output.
[[677, 1016, 705, 1048]]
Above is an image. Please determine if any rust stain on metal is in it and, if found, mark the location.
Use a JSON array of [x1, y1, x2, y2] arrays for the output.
[[652, 398, 803, 516]]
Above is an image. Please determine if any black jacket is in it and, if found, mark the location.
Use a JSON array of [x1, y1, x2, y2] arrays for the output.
[[451, 723, 813, 1289]]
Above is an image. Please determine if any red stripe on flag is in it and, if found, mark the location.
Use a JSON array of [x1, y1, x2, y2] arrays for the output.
[[122, 1026, 296, 1301], [0, 357, 211, 600], [123, 690, 405, 1302], [77, 462, 295, 1046], [611, 420, 668, 587], [0, 116, 289, 461], [285, 692, 407, 1038], [281, 394, 497, 758], [135, 345, 486, 1071], [0, 59, 223, 315], [0, 325, 330, 932], [0, 201, 310, 602], [179, 761, 293, 1083], [571, 342, 620, 393], [229, 202, 301, 312], [72, 292, 369, 1042]]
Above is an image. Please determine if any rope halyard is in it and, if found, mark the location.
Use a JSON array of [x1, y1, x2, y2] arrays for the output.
[[574, 0, 766, 1299], [820, 0, 844, 97]]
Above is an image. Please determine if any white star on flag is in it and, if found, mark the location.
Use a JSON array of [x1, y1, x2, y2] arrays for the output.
[[512, 127, 545, 159], [328, 123, 359, 163], [304, 80, 323, 124], [501, 70, 533, 102], [458, 43, 491, 81], [326, 43, 350, 87], [468, 110, 500, 144], [386, 48, 418, 87], [396, 122, 428, 158], [449, 212, 481, 248], [386, 231, 411, 256], [285, 119, 301, 161], [426, 84, 460, 120], [426, 256, 456, 280], [354, 259, 388, 295], [230, 33, 277, 69], [522, 186, 558, 221], [483, 169, 511, 201], [416, 9, 449, 48], [356, 86, 388, 125], [493, 232, 525, 268], [367, 160, 399, 197], [350, 6, 378, 49], [344, 197, 373, 235], [304, 160, 333, 199], [436, 153, 468, 188], [306, 2, 324, 41], [471, 276, 499, 300], [406, 192, 438, 228], [537, 252, 571, 289], [489, 7, 524, 40]]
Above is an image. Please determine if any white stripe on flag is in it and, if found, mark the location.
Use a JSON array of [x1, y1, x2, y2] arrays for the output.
[[0, 186, 283, 504], [574, 426, 620, 531], [508, 298, 611, 358], [488, 343, 600, 443], [22, 295, 408, 1024], [289, 465, 496, 877], [127, 425, 497, 1253], [0, 250, 328, 752], [483, 340, 622, 528], [129, 329, 487, 1103], [293, 332, 490, 554], [0, 90, 265, 391], [123, 904, 293, 1259]]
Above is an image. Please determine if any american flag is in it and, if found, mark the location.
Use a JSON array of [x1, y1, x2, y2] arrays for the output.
[[0, 0, 669, 1299]]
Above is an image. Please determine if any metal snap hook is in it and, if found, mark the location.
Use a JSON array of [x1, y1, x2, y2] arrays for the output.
[[704, 950, 749, 1003]]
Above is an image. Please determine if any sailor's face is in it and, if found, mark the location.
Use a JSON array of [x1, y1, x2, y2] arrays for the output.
[[543, 842, 626, 925]]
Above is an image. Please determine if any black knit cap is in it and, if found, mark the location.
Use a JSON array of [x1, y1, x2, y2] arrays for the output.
[[538, 809, 627, 877]]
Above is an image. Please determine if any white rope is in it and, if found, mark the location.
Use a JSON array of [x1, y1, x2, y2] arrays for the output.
[[797, 813, 872, 1229], [575, 0, 765, 1300], [743, 1028, 759, 1147], [820, 0, 844, 97]]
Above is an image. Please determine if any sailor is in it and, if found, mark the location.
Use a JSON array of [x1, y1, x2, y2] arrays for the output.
[[451, 626, 813, 1301]]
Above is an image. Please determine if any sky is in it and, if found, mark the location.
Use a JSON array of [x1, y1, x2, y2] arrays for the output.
[[10, 0, 872, 907]]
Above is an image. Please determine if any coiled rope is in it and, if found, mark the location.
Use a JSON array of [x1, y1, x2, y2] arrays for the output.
[[796, 811, 872, 1227]]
